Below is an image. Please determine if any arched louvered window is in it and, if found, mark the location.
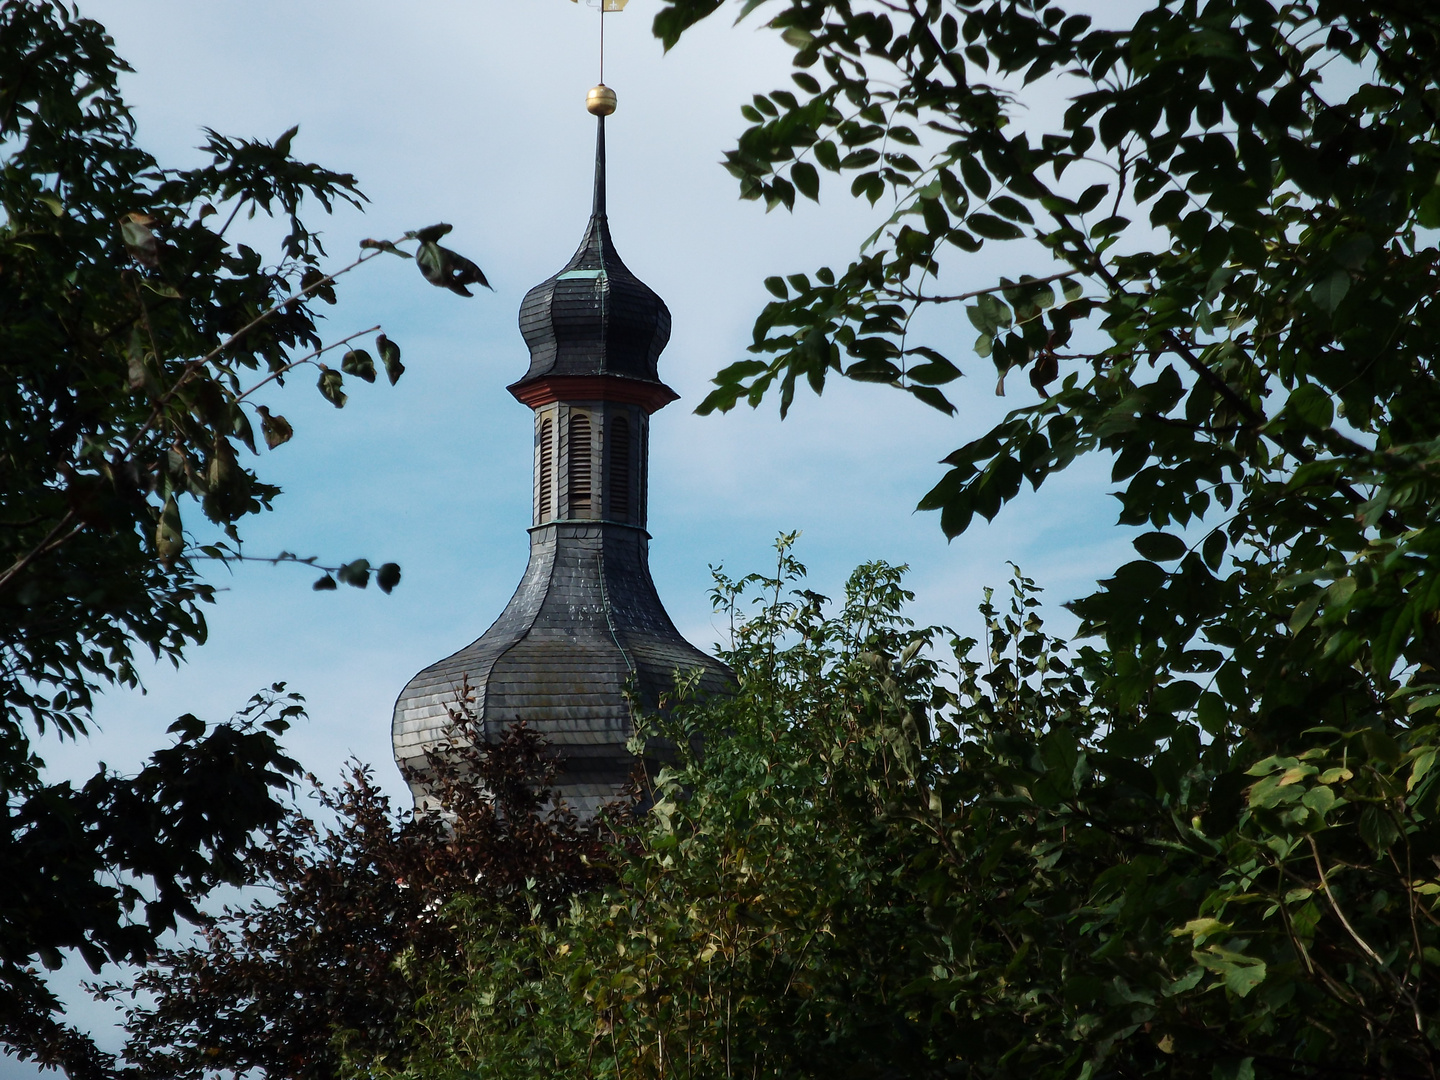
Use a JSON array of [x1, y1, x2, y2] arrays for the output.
[[537, 417, 553, 523], [609, 416, 630, 522], [569, 413, 592, 518]]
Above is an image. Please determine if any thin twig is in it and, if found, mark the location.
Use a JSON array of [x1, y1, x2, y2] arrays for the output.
[[1309, 836, 1425, 1038], [0, 242, 400, 595], [886, 268, 1076, 305]]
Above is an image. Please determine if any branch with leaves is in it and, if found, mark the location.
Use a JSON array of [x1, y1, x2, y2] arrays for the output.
[[0, 5, 493, 1072]]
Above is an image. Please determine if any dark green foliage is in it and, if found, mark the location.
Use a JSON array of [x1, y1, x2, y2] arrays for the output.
[[634, 4, 1440, 1067], [373, 546, 1440, 1080], [2, 688, 303, 1080], [0, 3, 485, 1072], [0, 0, 408, 737], [109, 707, 615, 1080], [652, 0, 1440, 774]]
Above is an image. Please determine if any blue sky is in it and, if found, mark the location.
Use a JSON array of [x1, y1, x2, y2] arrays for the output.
[[10, 1, 1138, 1068]]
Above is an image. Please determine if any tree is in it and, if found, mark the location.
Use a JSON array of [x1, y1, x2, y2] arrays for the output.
[[108, 705, 616, 1080], [1, 686, 306, 1080], [365, 549, 959, 1080], [637, 0, 1440, 1065], [0, 3, 484, 1071], [367, 543, 1440, 1079]]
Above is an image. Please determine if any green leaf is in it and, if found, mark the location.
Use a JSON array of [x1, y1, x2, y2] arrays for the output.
[[1202, 530, 1226, 571], [126, 325, 150, 391], [156, 493, 184, 564], [1301, 784, 1336, 816], [166, 713, 206, 740], [1359, 805, 1399, 851], [1313, 268, 1350, 312], [273, 123, 298, 158], [1289, 591, 1322, 634], [1133, 531, 1187, 561], [1409, 749, 1436, 791], [417, 236, 490, 296], [967, 213, 1025, 240], [780, 26, 814, 49], [1195, 948, 1267, 997], [337, 558, 371, 589], [1075, 183, 1108, 213], [313, 574, 338, 591], [376, 562, 402, 594], [1419, 184, 1440, 229], [1174, 917, 1228, 943], [1285, 383, 1333, 429], [791, 161, 819, 201], [119, 212, 160, 266], [317, 367, 347, 408], [906, 385, 956, 415], [341, 349, 376, 383], [959, 155, 990, 198], [378, 334, 404, 385], [1212, 1058, 1256, 1080], [989, 195, 1034, 223], [1197, 692, 1228, 737], [257, 406, 293, 450], [300, 267, 336, 305]]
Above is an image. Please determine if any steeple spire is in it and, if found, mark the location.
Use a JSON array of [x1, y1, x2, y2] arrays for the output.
[[391, 82, 730, 817], [592, 115, 607, 219]]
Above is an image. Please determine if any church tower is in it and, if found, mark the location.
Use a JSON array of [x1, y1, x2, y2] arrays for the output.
[[391, 94, 732, 816]]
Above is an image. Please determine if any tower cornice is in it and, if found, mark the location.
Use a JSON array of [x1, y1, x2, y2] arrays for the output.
[[507, 373, 678, 413]]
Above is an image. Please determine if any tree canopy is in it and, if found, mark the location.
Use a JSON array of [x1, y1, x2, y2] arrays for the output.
[[110, 711, 614, 1080], [655, 0, 1440, 757], [363, 544, 1440, 1079], [350, 2, 1440, 1076], [0, 3, 482, 1072]]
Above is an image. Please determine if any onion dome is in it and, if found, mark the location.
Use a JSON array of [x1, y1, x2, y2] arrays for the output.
[[512, 117, 672, 393]]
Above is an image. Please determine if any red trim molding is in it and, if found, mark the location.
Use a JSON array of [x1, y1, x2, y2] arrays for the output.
[[508, 375, 680, 414]]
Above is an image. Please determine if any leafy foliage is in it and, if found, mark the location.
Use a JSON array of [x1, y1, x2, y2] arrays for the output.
[[108, 700, 616, 1080], [0, 3, 485, 1071], [369, 546, 1440, 1080], [0, 1, 485, 739], [639, 3, 1440, 1066], [652, 0, 1440, 770], [2, 687, 304, 1080]]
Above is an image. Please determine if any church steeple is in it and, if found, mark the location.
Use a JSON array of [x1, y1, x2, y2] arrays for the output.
[[511, 115, 677, 402], [392, 102, 731, 817]]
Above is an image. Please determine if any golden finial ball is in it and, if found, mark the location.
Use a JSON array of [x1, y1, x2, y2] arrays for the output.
[[586, 84, 617, 116]]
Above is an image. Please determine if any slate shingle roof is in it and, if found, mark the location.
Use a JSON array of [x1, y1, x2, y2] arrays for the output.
[[392, 524, 732, 816], [514, 117, 671, 388]]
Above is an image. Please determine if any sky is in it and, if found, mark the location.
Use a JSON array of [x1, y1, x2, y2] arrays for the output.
[[10, 1, 1139, 1070]]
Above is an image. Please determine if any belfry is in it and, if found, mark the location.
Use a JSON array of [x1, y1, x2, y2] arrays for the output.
[[391, 87, 731, 816]]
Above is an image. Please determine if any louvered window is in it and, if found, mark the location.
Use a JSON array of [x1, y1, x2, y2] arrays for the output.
[[537, 418, 553, 523], [609, 416, 630, 522], [569, 413, 592, 517]]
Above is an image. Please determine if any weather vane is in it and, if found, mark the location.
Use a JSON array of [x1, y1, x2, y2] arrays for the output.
[[572, 0, 628, 115]]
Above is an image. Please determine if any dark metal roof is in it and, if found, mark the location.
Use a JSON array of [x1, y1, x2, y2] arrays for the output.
[[392, 524, 733, 816], [515, 116, 671, 387]]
